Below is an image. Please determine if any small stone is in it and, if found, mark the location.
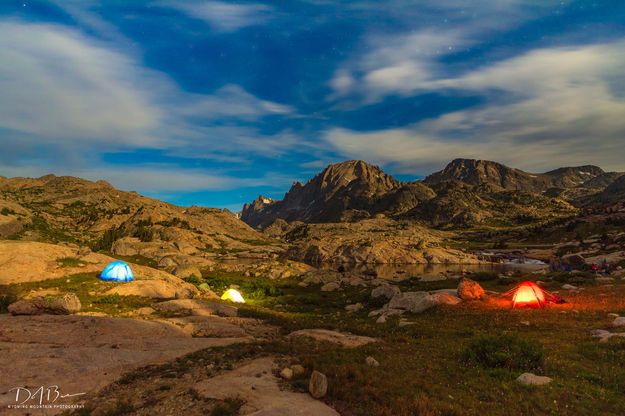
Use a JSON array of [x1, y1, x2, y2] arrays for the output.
[[520, 321, 530, 326], [376, 315, 387, 324], [309, 371, 328, 399], [612, 317, 625, 327], [290, 364, 305, 376], [345, 303, 363, 312], [590, 329, 611, 338], [608, 313, 620, 318], [516, 373, 552, 386], [280, 367, 294, 380], [365, 356, 379, 367], [562, 284, 578, 290]]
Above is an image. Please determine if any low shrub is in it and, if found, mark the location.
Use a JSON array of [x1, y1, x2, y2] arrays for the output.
[[210, 396, 244, 416], [462, 334, 544, 372], [57, 257, 85, 267], [0, 293, 17, 314], [94, 294, 122, 304]]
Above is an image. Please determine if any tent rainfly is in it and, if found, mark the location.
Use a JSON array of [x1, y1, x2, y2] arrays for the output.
[[502, 281, 565, 308], [100, 260, 134, 282], [221, 288, 245, 303]]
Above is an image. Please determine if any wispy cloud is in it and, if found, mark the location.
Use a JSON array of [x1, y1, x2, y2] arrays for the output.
[[161, 1, 272, 32], [0, 19, 298, 179], [325, 41, 625, 173], [329, 1, 563, 102]]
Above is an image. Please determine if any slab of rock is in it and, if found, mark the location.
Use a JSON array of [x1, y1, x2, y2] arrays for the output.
[[105, 279, 197, 299], [173, 264, 202, 279], [371, 284, 400, 300], [163, 315, 249, 338], [457, 278, 485, 300], [516, 373, 552, 386], [388, 291, 438, 313], [288, 329, 377, 348], [196, 357, 339, 415], [562, 284, 578, 290], [0, 315, 249, 411], [309, 370, 328, 399], [154, 299, 238, 317], [321, 282, 341, 292], [429, 292, 462, 305], [8, 293, 81, 315]]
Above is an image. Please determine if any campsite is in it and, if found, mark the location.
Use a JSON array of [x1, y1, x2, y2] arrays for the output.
[[2, 1, 625, 415], [1, 233, 625, 415]]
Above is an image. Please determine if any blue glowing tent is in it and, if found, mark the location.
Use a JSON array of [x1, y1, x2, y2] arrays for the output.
[[100, 260, 134, 282]]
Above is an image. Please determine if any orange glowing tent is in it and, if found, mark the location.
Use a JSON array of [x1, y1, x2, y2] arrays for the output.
[[501, 281, 565, 308]]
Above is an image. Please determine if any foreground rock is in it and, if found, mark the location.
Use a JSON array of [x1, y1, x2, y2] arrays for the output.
[[457, 278, 485, 300], [8, 293, 81, 315], [309, 370, 328, 399], [288, 329, 378, 348], [104, 278, 198, 299], [195, 357, 339, 415], [0, 315, 249, 412], [516, 373, 552, 386]]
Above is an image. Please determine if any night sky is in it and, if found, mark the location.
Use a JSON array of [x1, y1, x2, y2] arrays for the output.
[[1, 1, 624, 210]]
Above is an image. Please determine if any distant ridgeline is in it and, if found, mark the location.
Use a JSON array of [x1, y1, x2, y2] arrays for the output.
[[241, 159, 625, 229]]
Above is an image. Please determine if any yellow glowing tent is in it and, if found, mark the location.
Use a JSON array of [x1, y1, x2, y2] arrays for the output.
[[221, 288, 245, 303]]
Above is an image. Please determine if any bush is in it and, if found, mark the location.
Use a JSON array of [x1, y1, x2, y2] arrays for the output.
[[134, 225, 154, 242], [94, 294, 122, 304], [0, 293, 17, 314], [210, 397, 244, 416], [0, 207, 15, 216], [463, 334, 544, 372], [183, 275, 202, 285]]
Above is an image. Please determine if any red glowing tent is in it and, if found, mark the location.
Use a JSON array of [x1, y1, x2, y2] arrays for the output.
[[501, 281, 565, 308]]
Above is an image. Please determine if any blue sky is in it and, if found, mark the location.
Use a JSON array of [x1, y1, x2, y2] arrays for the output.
[[1, 1, 624, 210]]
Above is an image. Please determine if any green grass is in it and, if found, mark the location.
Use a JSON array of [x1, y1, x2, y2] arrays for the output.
[[6, 273, 156, 315], [46, 268, 625, 416], [57, 256, 87, 268], [462, 334, 545, 372]]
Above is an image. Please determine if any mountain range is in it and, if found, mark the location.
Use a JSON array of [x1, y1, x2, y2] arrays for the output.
[[241, 159, 625, 229]]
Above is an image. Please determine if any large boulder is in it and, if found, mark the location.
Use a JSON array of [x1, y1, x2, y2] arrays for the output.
[[173, 264, 203, 279], [104, 279, 197, 299], [49, 293, 82, 314], [457, 278, 485, 300], [8, 293, 81, 315], [111, 237, 140, 256], [371, 284, 400, 300], [388, 291, 438, 313]]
